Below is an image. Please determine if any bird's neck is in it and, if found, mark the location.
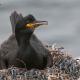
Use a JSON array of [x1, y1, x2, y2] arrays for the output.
[[15, 30, 33, 47], [20, 34, 31, 47]]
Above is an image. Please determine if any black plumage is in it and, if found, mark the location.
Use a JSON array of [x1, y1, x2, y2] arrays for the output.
[[0, 12, 53, 69], [14, 15, 52, 69]]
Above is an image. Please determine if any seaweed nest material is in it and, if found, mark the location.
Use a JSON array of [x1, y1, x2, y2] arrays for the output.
[[0, 45, 80, 80]]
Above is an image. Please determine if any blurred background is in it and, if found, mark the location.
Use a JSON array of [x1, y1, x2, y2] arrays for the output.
[[0, 0, 80, 57]]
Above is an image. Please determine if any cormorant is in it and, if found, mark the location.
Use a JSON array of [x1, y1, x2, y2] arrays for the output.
[[0, 12, 53, 69], [14, 14, 51, 69]]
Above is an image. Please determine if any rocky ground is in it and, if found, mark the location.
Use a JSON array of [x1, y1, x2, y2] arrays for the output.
[[0, 46, 80, 80]]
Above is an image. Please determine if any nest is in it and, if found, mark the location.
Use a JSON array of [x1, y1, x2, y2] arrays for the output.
[[0, 46, 80, 80]]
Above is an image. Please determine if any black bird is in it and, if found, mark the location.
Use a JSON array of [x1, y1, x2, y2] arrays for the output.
[[0, 12, 53, 69], [14, 14, 52, 69]]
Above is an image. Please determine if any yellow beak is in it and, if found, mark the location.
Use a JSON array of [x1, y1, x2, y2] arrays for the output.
[[25, 21, 48, 29]]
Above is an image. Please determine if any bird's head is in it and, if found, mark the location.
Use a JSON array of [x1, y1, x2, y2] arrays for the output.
[[15, 14, 48, 45], [24, 14, 48, 30], [15, 14, 48, 37]]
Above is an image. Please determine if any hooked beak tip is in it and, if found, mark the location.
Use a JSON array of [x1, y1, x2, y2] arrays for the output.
[[34, 21, 48, 26]]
